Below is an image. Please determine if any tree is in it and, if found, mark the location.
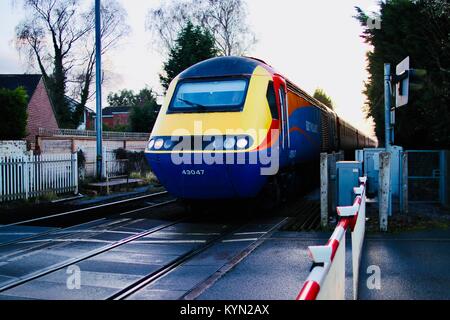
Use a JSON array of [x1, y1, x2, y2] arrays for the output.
[[73, 1, 130, 125], [0, 87, 28, 140], [107, 88, 159, 108], [107, 87, 160, 133], [146, 0, 256, 56], [160, 22, 218, 91], [15, 0, 130, 129], [355, 0, 450, 149], [313, 88, 334, 110], [107, 89, 137, 107], [129, 89, 160, 133]]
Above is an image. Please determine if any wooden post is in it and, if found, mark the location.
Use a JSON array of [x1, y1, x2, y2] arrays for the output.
[[401, 152, 408, 214], [320, 153, 328, 228], [379, 152, 391, 232], [71, 138, 76, 153]]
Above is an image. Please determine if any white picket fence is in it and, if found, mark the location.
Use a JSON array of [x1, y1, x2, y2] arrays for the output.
[[0, 153, 78, 202]]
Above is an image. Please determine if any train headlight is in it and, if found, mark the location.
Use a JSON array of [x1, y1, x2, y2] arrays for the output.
[[148, 139, 155, 150], [224, 137, 236, 150], [164, 139, 174, 149], [213, 138, 223, 150], [154, 139, 164, 150], [236, 137, 249, 149]]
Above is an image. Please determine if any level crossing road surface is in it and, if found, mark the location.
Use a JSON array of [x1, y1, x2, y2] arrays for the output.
[[358, 228, 450, 300]]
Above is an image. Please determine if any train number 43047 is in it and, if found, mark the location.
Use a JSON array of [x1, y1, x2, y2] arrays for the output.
[[182, 170, 205, 176]]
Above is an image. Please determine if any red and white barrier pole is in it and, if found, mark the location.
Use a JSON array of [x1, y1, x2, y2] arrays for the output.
[[297, 177, 367, 300]]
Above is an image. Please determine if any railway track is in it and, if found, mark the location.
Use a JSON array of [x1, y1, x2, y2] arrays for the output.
[[0, 191, 171, 228], [280, 198, 321, 232], [0, 215, 289, 300], [0, 218, 186, 293], [0, 191, 175, 248], [0, 188, 321, 300]]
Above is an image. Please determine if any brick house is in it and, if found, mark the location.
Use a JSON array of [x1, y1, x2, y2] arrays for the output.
[[92, 106, 131, 129], [0, 74, 59, 146]]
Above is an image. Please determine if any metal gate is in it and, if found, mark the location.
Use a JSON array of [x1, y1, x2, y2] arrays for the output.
[[406, 150, 448, 204]]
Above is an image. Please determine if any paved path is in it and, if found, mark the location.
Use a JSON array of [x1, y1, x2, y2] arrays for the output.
[[198, 231, 329, 300], [358, 229, 450, 300]]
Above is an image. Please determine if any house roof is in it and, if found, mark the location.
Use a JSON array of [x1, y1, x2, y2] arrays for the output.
[[65, 95, 95, 114], [0, 74, 42, 100], [102, 106, 131, 116]]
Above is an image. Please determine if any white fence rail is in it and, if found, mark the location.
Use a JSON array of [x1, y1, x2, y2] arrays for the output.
[[0, 153, 78, 202], [297, 176, 367, 300], [39, 128, 150, 140]]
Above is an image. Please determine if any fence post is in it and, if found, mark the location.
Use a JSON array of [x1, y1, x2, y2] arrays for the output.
[[102, 148, 107, 180], [401, 152, 408, 214], [320, 153, 328, 228], [24, 155, 29, 200], [379, 152, 391, 232], [73, 152, 78, 195]]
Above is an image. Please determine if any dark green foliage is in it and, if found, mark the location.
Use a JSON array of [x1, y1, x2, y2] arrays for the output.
[[103, 123, 129, 132], [107, 89, 137, 107], [160, 21, 218, 92], [113, 148, 150, 174], [107, 88, 158, 107], [107, 87, 160, 133], [355, 0, 450, 149], [0, 87, 28, 140], [313, 88, 334, 110], [77, 149, 86, 169], [47, 68, 71, 128], [129, 90, 160, 133]]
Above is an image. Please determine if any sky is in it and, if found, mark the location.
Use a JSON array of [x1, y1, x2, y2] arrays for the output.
[[0, 0, 380, 137]]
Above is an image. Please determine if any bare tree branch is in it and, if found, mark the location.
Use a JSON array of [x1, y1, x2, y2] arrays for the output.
[[15, 0, 130, 128], [146, 0, 256, 56]]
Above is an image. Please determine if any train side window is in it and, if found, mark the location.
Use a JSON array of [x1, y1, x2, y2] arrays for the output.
[[266, 81, 279, 119]]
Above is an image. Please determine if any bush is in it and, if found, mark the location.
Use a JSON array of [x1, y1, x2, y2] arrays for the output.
[[113, 148, 151, 175], [0, 87, 28, 140], [103, 123, 129, 132]]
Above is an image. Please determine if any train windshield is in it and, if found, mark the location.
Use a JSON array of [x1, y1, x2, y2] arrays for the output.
[[169, 79, 248, 113]]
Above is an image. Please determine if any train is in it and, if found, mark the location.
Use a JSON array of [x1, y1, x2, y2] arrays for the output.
[[145, 56, 376, 200]]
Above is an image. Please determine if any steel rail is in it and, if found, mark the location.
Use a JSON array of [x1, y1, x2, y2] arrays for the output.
[[0, 191, 169, 229], [182, 217, 290, 300], [109, 224, 245, 300], [0, 198, 177, 259], [110, 218, 290, 300], [0, 216, 187, 293]]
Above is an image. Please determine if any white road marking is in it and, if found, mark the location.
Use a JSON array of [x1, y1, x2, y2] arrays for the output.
[[222, 238, 258, 243]]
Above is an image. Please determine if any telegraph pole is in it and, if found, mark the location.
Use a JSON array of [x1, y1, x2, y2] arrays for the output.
[[95, 0, 103, 179]]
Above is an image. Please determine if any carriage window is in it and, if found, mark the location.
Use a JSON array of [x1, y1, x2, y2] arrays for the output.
[[169, 79, 248, 113], [266, 81, 279, 119], [279, 87, 287, 113]]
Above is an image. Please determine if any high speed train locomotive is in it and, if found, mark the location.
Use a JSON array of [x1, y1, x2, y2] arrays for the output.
[[145, 56, 376, 200]]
